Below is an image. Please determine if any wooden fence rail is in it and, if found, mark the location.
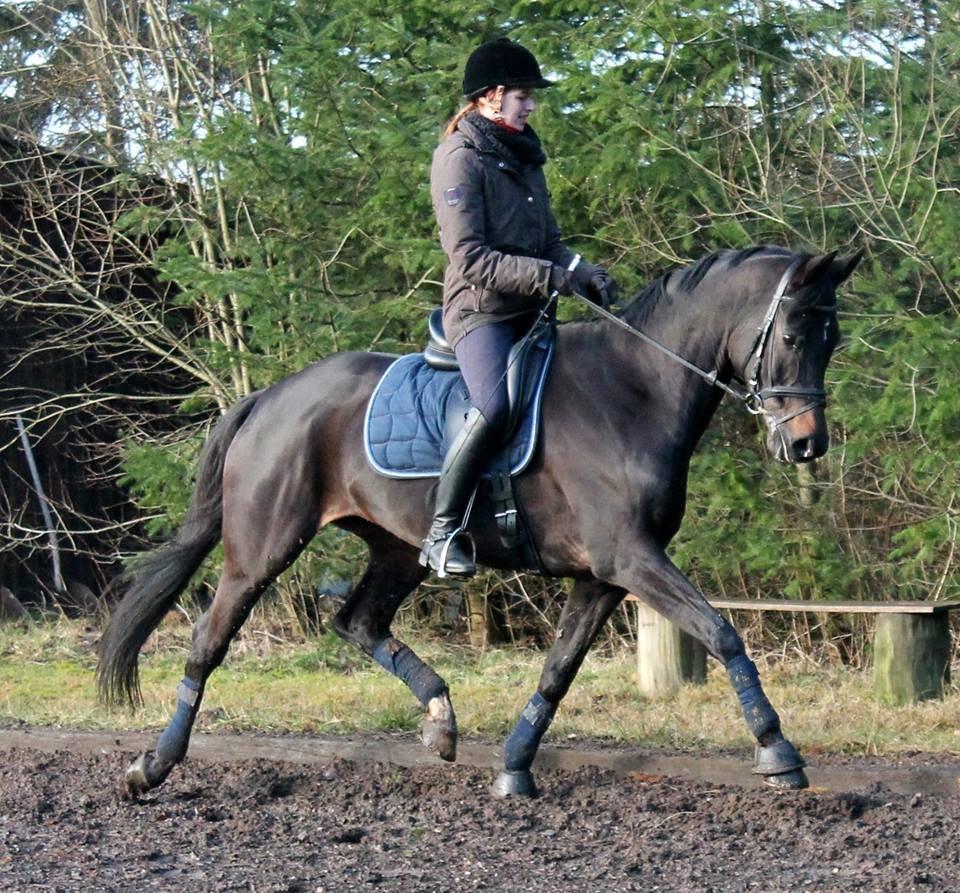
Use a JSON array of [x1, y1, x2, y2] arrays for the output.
[[627, 596, 960, 706]]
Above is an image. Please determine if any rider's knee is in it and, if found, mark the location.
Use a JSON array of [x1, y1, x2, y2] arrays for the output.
[[478, 396, 510, 433]]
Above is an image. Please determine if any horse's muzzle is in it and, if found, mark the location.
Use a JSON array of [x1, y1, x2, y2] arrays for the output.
[[766, 409, 829, 464]]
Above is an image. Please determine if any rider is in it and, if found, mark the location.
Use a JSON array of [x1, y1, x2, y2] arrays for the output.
[[421, 36, 620, 577]]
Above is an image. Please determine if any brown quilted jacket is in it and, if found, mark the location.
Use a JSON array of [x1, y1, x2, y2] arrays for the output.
[[430, 113, 578, 347]]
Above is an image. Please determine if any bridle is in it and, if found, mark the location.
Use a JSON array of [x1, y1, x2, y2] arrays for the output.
[[571, 256, 833, 429], [741, 257, 831, 430]]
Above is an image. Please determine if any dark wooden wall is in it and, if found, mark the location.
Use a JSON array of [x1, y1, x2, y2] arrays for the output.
[[0, 132, 190, 608]]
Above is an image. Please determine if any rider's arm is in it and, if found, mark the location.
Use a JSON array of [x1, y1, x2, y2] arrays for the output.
[[431, 145, 553, 299]]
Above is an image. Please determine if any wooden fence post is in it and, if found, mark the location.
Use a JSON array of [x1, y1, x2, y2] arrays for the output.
[[635, 601, 707, 698], [874, 612, 951, 706]]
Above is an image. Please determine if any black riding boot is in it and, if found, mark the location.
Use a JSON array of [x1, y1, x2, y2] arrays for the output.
[[420, 408, 499, 577]]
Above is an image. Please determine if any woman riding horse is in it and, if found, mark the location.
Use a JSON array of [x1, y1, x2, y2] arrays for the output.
[[421, 37, 619, 577], [97, 42, 863, 802]]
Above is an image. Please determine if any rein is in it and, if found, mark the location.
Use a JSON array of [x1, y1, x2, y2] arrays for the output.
[[571, 257, 827, 427]]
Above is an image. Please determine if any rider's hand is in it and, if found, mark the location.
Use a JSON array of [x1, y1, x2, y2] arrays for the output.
[[573, 263, 620, 309], [548, 263, 575, 296], [590, 268, 620, 309]]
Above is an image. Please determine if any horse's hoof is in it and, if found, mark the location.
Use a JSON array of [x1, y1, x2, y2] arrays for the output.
[[422, 719, 457, 762], [125, 752, 154, 795], [762, 768, 809, 791], [422, 695, 457, 762], [491, 769, 538, 799], [753, 739, 805, 776], [125, 750, 173, 795]]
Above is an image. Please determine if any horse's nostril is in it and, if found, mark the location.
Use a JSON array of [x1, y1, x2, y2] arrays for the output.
[[793, 438, 817, 461]]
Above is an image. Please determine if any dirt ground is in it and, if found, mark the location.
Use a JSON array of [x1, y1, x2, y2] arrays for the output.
[[2, 738, 960, 893]]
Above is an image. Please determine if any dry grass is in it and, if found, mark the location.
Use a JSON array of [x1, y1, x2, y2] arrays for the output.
[[1, 613, 960, 756]]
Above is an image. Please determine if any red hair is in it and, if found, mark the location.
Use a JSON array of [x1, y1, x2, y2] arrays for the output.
[[442, 100, 480, 139]]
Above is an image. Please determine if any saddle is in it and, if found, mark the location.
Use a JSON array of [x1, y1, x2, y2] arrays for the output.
[[423, 308, 551, 443], [364, 308, 555, 570]]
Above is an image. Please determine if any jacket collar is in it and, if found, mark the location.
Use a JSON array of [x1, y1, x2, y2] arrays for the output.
[[458, 112, 547, 170]]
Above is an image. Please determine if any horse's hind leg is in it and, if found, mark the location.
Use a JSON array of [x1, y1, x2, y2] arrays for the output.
[[493, 578, 625, 798], [125, 568, 286, 794], [331, 524, 456, 761], [126, 513, 317, 794]]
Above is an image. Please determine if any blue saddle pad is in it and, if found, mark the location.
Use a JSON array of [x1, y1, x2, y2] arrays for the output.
[[364, 352, 550, 479]]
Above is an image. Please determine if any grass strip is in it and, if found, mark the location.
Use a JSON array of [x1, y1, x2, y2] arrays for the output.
[[1, 617, 959, 755]]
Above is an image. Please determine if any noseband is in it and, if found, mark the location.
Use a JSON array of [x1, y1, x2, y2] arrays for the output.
[[570, 256, 831, 428]]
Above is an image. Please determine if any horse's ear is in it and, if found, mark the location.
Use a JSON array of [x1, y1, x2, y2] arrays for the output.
[[830, 248, 864, 285], [789, 249, 864, 290], [789, 251, 837, 289]]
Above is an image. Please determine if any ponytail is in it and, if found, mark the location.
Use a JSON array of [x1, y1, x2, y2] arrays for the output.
[[442, 101, 479, 139]]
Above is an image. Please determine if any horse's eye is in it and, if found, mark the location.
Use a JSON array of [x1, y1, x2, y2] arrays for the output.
[[783, 333, 797, 347]]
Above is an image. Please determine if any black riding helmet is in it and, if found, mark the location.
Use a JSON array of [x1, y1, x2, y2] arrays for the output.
[[462, 37, 554, 98]]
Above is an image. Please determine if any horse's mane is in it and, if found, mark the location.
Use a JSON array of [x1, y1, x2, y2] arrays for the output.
[[619, 244, 793, 328]]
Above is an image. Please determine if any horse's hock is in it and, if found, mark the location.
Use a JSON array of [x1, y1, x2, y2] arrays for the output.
[[630, 597, 960, 706]]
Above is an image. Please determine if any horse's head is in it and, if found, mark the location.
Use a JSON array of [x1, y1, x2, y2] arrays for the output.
[[735, 249, 862, 464]]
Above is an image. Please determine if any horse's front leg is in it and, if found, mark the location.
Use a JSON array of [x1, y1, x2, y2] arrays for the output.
[[610, 546, 808, 790], [493, 578, 625, 798]]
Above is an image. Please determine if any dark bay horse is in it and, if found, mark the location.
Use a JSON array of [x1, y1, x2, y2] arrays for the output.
[[98, 245, 861, 798]]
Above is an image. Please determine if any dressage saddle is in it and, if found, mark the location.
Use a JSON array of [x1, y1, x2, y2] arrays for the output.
[[423, 307, 552, 443]]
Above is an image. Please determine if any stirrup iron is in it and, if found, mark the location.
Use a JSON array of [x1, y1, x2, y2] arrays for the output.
[[420, 526, 476, 578], [438, 526, 475, 579]]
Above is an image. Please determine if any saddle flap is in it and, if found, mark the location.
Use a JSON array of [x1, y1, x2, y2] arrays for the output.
[[504, 320, 553, 439]]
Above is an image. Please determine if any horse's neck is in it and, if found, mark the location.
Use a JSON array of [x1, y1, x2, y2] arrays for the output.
[[607, 292, 735, 451], [620, 281, 733, 363]]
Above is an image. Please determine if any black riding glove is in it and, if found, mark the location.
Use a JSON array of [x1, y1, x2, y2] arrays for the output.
[[548, 263, 575, 296], [591, 269, 620, 309], [572, 262, 620, 309]]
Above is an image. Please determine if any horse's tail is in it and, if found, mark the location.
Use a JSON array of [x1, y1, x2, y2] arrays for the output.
[[97, 392, 262, 707]]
